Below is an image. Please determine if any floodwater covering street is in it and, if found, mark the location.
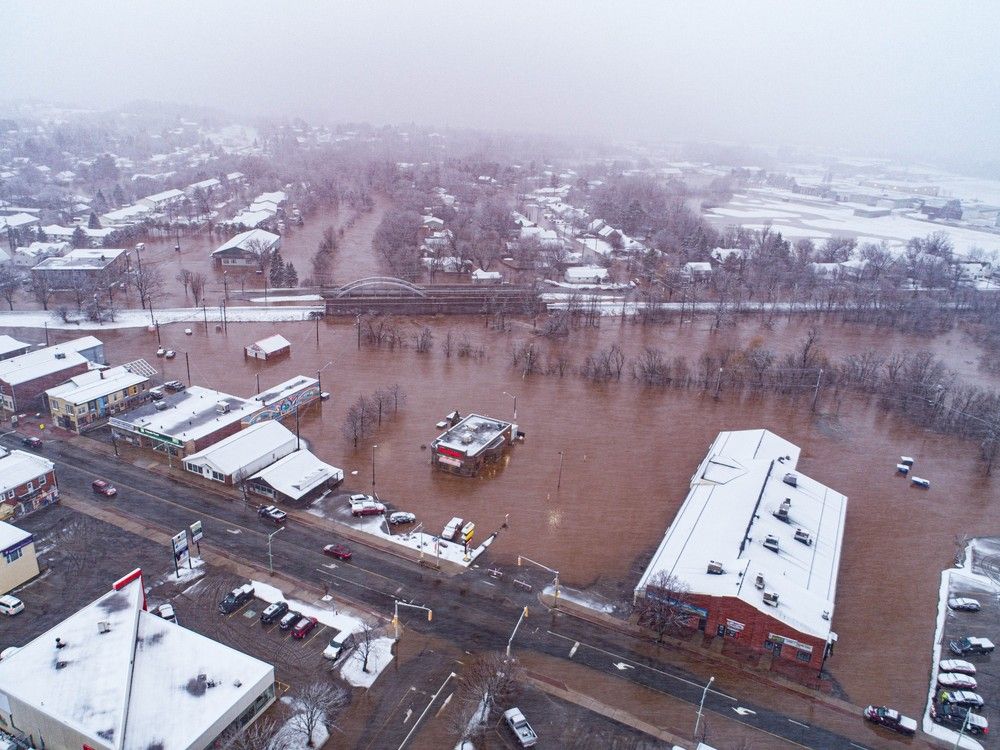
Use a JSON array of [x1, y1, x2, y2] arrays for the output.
[[9, 310, 998, 711]]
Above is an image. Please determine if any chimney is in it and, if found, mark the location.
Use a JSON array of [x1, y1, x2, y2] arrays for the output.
[[55, 637, 66, 649]]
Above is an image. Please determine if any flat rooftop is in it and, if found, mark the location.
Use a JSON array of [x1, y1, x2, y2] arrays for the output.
[[635, 429, 847, 640], [32, 247, 126, 271], [0, 337, 101, 386], [250, 375, 318, 409], [432, 413, 512, 457], [46, 365, 149, 405], [111, 385, 261, 444], [184, 420, 296, 476]]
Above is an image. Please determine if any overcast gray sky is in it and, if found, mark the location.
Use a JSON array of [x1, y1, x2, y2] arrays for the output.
[[2, 1, 998, 161]]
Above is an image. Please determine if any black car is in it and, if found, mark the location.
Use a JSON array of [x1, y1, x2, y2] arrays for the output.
[[260, 601, 289, 625], [164, 380, 186, 392], [218, 584, 255, 614], [278, 610, 302, 630], [931, 703, 989, 735], [20, 436, 42, 450]]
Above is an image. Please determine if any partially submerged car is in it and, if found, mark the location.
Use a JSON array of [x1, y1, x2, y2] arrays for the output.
[[938, 672, 978, 690]]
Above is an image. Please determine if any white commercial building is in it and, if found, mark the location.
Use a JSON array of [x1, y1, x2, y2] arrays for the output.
[[247, 449, 343, 503], [183, 420, 298, 485], [0, 572, 275, 750]]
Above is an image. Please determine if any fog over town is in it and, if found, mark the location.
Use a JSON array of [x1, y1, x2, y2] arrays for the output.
[[0, 3, 1000, 750]]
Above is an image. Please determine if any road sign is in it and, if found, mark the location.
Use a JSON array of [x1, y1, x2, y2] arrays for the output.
[[171, 530, 189, 565], [189, 520, 203, 544]]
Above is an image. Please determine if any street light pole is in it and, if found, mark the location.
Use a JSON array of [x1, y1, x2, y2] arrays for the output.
[[267, 526, 284, 573], [317, 360, 333, 395], [506, 606, 529, 658], [503, 391, 517, 420], [372, 444, 378, 489], [517, 556, 560, 608], [694, 675, 715, 741], [557, 450, 564, 490]]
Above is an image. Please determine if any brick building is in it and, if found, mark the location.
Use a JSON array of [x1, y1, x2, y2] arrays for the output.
[[0, 337, 105, 414], [634, 429, 847, 671], [430, 413, 516, 476], [0, 450, 59, 521], [46, 365, 151, 433]]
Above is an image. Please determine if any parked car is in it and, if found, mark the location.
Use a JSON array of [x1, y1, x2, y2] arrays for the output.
[[152, 603, 177, 624], [351, 500, 386, 517], [258, 505, 287, 525], [292, 616, 318, 639], [148, 387, 165, 401], [939, 689, 984, 709], [323, 631, 351, 660], [218, 584, 255, 614], [503, 707, 538, 747], [156, 347, 166, 357], [165, 350, 177, 359], [389, 511, 416, 525], [279, 610, 302, 630], [323, 544, 352, 561], [931, 703, 989, 735], [940, 659, 977, 675], [20, 436, 42, 450], [948, 597, 982, 612], [938, 672, 978, 690], [949, 636, 994, 656], [0, 596, 24, 617], [441, 517, 463, 541], [862, 705, 917, 736], [164, 380, 185, 391], [260, 601, 290, 625], [91, 479, 118, 497], [349, 493, 372, 505]]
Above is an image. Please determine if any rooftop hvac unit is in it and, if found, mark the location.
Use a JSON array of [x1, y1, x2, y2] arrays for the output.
[[821, 610, 831, 621], [55, 352, 66, 359], [215, 401, 230, 414], [706, 561, 724, 575], [763, 535, 780, 552], [763, 591, 780, 606], [773, 499, 791, 523], [97, 621, 111, 634], [754, 572, 765, 590], [794, 528, 813, 546], [460, 431, 474, 445], [783, 473, 798, 488]]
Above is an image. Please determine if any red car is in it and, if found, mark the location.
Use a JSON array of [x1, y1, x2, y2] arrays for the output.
[[292, 616, 318, 639], [92, 479, 118, 497], [351, 500, 386, 517], [323, 544, 352, 561]]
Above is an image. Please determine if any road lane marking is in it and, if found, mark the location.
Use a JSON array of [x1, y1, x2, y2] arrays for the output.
[[787, 719, 809, 729], [568, 641, 579, 658], [849, 744, 870, 750], [546, 630, 737, 701], [734, 707, 757, 716]]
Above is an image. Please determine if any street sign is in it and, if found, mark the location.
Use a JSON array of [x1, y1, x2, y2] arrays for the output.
[[461, 522, 475, 543], [171, 530, 189, 565], [189, 520, 203, 544]]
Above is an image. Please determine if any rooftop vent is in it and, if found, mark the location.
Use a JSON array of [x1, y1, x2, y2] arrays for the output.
[[460, 431, 474, 445], [763, 535, 780, 553], [783, 473, 798, 488], [794, 528, 813, 546], [706, 560, 724, 575], [763, 591, 779, 606], [55, 637, 66, 649], [755, 572, 765, 590], [97, 621, 111, 634], [821, 610, 831, 621], [55, 352, 66, 360], [773, 499, 791, 523]]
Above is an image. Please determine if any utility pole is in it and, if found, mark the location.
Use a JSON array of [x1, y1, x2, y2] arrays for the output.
[[185, 352, 191, 386], [43, 322, 49, 346], [557, 451, 564, 490], [295, 406, 301, 451], [356, 313, 361, 350], [256, 372, 260, 394], [694, 675, 715, 741], [267, 526, 284, 573], [811, 368, 824, 412], [714, 367, 723, 398], [155, 322, 161, 345], [315, 314, 320, 346], [202, 303, 207, 332]]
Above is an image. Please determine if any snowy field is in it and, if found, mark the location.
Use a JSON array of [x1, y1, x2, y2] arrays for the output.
[[706, 188, 1000, 257], [0, 305, 321, 330]]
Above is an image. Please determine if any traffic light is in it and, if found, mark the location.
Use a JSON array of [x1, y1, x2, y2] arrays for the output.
[[523, 606, 528, 619], [427, 609, 433, 622]]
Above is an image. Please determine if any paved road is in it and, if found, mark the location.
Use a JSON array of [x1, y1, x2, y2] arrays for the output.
[[7, 433, 909, 750]]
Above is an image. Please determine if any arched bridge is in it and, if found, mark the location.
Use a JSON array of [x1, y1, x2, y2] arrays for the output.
[[333, 277, 428, 298], [322, 277, 540, 315]]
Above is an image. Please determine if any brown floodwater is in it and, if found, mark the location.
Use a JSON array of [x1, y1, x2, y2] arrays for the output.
[[9, 309, 997, 708]]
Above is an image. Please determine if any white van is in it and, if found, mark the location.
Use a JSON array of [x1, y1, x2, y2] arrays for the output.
[[0, 595, 24, 616]]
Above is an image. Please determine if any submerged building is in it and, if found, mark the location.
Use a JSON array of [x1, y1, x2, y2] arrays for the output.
[[430, 413, 516, 477]]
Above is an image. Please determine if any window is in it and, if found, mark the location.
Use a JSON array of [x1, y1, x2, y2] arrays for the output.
[[211, 471, 224, 482], [796, 649, 812, 662], [763, 639, 776, 651], [39, 475, 46, 486], [4, 547, 22, 564]]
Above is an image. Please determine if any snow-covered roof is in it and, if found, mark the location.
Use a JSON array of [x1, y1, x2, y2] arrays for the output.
[[565, 265, 609, 280], [32, 248, 126, 272], [14, 241, 71, 258], [684, 261, 713, 272], [0, 212, 40, 230], [183, 420, 297, 477], [471, 268, 502, 280], [250, 449, 343, 500], [140, 188, 185, 204], [226, 209, 273, 228], [0, 521, 31, 554], [255, 191, 287, 204], [250, 375, 317, 408], [0, 450, 54, 493], [0, 338, 99, 386], [110, 386, 261, 444], [188, 178, 220, 190], [213, 229, 280, 255], [45, 365, 149, 406], [0, 335, 30, 358], [0, 575, 273, 750], [432, 413, 512, 457], [635, 429, 847, 640], [247, 334, 290, 355]]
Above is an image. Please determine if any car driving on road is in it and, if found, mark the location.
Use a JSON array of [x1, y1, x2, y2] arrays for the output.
[[323, 544, 352, 560], [91, 479, 118, 497], [20, 436, 42, 449], [257, 505, 287, 525]]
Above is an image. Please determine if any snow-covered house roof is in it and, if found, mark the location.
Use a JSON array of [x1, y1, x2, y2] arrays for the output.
[[0, 212, 40, 230], [254, 191, 287, 205], [564, 265, 609, 282], [683, 261, 713, 274], [0, 450, 54, 493], [471, 268, 502, 281], [247, 334, 290, 355], [249, 449, 343, 500], [0, 344, 91, 387], [213, 229, 280, 256], [0, 335, 30, 359], [0, 575, 274, 750], [45, 366, 149, 406], [14, 241, 71, 259], [32, 248, 126, 272], [0, 521, 31, 553], [183, 420, 297, 478], [635, 429, 847, 641], [711, 247, 746, 263], [139, 188, 185, 206], [227, 209, 274, 228]]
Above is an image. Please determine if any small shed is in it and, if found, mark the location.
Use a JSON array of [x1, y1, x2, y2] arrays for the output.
[[245, 334, 291, 361]]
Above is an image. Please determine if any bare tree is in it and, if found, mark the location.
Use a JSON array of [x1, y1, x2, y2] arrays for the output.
[[288, 681, 347, 748], [456, 652, 524, 732], [133, 264, 165, 310], [189, 271, 207, 306], [175, 268, 193, 297], [414, 326, 433, 353], [218, 717, 290, 750], [352, 622, 380, 673], [634, 571, 695, 642], [30, 274, 55, 310], [0, 268, 19, 310], [342, 395, 374, 448]]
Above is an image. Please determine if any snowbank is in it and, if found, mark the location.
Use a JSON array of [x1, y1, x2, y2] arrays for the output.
[[251, 579, 367, 638], [542, 583, 615, 614], [339, 637, 394, 688], [0, 305, 321, 330]]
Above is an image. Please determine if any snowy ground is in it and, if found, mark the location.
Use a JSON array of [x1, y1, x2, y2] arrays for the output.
[[542, 583, 616, 614], [276, 696, 330, 750], [921, 541, 992, 750], [251, 579, 370, 638], [339, 637, 394, 688], [248, 294, 324, 303], [0, 305, 321, 330], [148, 555, 205, 589]]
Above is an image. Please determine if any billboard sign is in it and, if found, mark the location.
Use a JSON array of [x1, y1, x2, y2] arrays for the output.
[[189, 520, 203, 544], [171, 530, 189, 564], [437, 455, 462, 468]]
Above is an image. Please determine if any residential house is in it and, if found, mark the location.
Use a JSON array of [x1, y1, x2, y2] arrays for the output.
[[564, 266, 609, 284], [46, 365, 151, 433], [183, 420, 298, 485], [30, 248, 127, 289], [244, 334, 291, 361], [0, 450, 59, 521], [0, 521, 40, 595], [0, 212, 40, 236], [211, 229, 281, 267], [9, 241, 71, 268], [100, 204, 153, 227], [683, 261, 713, 280], [226, 209, 274, 230], [471, 268, 503, 284], [137, 188, 186, 212]]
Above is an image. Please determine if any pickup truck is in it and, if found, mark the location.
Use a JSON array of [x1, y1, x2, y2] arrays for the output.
[[503, 707, 538, 747]]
